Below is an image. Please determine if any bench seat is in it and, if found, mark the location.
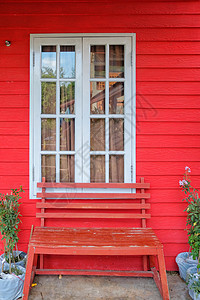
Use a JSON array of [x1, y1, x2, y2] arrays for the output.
[[30, 227, 162, 250], [22, 179, 170, 300]]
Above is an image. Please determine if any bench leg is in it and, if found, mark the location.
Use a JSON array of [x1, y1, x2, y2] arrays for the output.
[[22, 246, 35, 300], [143, 255, 148, 271], [157, 248, 170, 300], [30, 254, 38, 287]]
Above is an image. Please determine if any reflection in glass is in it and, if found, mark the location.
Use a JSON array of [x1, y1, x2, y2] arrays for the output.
[[60, 82, 75, 114], [41, 82, 56, 114], [41, 46, 56, 78], [41, 119, 56, 151], [109, 45, 124, 78], [41, 155, 56, 182], [60, 118, 75, 151], [90, 119, 105, 151], [60, 46, 75, 78], [109, 82, 124, 114], [60, 155, 75, 182], [90, 82, 105, 114], [109, 119, 124, 151], [90, 155, 105, 182], [109, 155, 124, 183], [90, 45, 105, 78]]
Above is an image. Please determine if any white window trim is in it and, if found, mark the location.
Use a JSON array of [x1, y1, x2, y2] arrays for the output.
[[30, 33, 136, 199]]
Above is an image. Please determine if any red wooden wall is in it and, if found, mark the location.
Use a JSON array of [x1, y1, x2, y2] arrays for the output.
[[0, 0, 199, 271]]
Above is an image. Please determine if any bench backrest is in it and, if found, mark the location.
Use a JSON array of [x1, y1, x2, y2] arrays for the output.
[[36, 177, 150, 228]]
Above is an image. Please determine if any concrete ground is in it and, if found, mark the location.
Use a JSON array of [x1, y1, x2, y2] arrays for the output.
[[26, 272, 191, 300]]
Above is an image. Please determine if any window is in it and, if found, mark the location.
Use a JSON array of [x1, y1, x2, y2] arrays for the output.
[[30, 34, 135, 198]]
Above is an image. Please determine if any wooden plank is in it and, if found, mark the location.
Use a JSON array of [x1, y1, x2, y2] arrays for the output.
[[0, 82, 28, 94], [36, 269, 154, 277], [0, 162, 28, 176], [136, 28, 200, 41], [0, 135, 28, 149], [0, 68, 28, 81], [137, 122, 200, 135], [0, 149, 28, 162], [0, 55, 28, 68], [0, 15, 200, 29], [136, 95, 200, 109], [0, 109, 28, 121], [137, 148, 200, 161], [0, 175, 28, 189], [137, 108, 200, 122], [0, 122, 29, 135], [36, 203, 151, 209], [0, 95, 28, 108], [36, 192, 150, 199], [137, 42, 200, 55], [36, 213, 151, 219], [137, 55, 200, 68], [137, 68, 200, 82], [137, 135, 200, 148], [37, 182, 150, 189], [1, 2, 200, 15], [137, 162, 200, 176]]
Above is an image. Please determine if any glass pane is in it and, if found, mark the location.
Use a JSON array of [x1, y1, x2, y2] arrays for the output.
[[41, 46, 56, 78], [109, 155, 124, 183], [60, 46, 75, 79], [109, 119, 124, 151], [90, 82, 105, 114], [109, 82, 124, 114], [60, 118, 75, 151], [60, 155, 75, 182], [90, 45, 105, 78], [41, 82, 56, 114], [41, 155, 56, 182], [109, 45, 124, 78], [90, 119, 105, 151], [41, 118, 56, 151], [90, 155, 105, 182], [60, 82, 75, 114]]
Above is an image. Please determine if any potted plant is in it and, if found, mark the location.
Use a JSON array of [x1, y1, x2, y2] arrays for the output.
[[176, 166, 200, 281], [0, 187, 26, 300]]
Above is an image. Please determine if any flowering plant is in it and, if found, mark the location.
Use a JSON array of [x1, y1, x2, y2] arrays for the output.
[[0, 187, 23, 273], [179, 167, 200, 269]]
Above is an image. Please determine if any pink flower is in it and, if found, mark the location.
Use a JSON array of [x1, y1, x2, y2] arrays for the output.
[[185, 166, 191, 173]]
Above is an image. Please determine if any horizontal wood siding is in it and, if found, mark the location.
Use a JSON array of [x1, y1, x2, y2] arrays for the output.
[[0, 0, 199, 271]]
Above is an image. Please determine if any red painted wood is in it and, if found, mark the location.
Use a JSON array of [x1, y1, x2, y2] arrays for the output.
[[0, 15, 199, 29], [137, 148, 200, 161], [0, 0, 199, 274], [137, 42, 200, 55], [137, 69, 200, 82], [0, 95, 28, 107], [37, 182, 150, 189], [36, 203, 151, 209], [137, 82, 200, 95], [36, 212, 151, 219], [137, 55, 200, 68], [36, 269, 154, 277], [136, 95, 200, 109], [0, 69, 28, 81], [137, 108, 200, 122], [1, 2, 199, 15], [37, 192, 150, 199], [137, 135, 200, 148]]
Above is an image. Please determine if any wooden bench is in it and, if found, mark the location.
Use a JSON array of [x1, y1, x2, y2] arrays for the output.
[[22, 178, 170, 300]]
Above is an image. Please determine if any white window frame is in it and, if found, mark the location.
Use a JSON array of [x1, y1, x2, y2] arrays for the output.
[[30, 33, 136, 199]]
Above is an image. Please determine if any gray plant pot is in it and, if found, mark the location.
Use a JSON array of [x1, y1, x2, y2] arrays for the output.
[[0, 251, 27, 269], [0, 265, 26, 300], [176, 252, 198, 281], [186, 266, 200, 300]]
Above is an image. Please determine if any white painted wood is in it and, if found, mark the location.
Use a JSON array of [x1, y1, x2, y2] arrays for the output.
[[30, 34, 136, 198]]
